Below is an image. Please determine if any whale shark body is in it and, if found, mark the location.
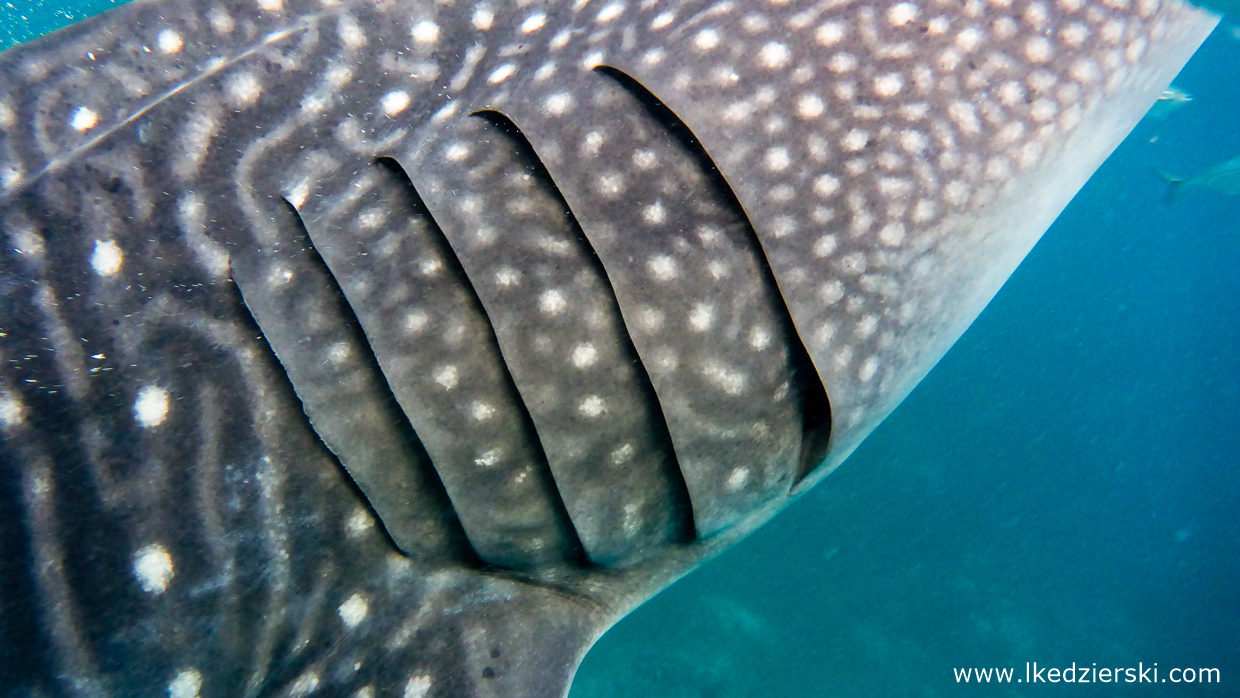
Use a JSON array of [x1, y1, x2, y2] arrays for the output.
[[0, 0, 1217, 696]]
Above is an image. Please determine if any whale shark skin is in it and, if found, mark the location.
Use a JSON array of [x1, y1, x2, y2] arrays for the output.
[[0, 0, 1216, 696]]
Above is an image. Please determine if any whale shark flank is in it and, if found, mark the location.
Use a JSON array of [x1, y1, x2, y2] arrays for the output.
[[0, 0, 1217, 696]]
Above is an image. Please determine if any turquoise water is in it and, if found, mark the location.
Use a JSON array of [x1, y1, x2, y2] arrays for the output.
[[0, 0, 128, 51], [3, 4, 1237, 697]]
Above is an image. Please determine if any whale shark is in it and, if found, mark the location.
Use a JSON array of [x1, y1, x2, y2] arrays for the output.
[[0, 0, 1218, 696]]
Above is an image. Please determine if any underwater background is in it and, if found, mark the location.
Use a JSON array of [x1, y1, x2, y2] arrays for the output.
[[2, 3, 1237, 697]]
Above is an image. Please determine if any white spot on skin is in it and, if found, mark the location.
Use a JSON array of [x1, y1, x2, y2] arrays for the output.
[[813, 174, 840, 197], [637, 307, 665, 334], [473, 8, 494, 30], [338, 17, 367, 48], [622, 502, 640, 536], [956, 27, 983, 52], [405, 676, 432, 698], [888, 2, 919, 26], [694, 29, 719, 51], [572, 344, 598, 368], [70, 107, 98, 132], [879, 222, 906, 246], [726, 468, 749, 491], [828, 52, 857, 73], [91, 239, 123, 276], [900, 130, 927, 154], [403, 310, 429, 335], [1061, 23, 1089, 47], [768, 187, 795, 204], [0, 392, 25, 428], [816, 22, 845, 46], [997, 81, 1025, 107], [286, 180, 311, 210], [611, 443, 635, 465], [758, 42, 790, 69], [651, 11, 674, 29], [765, 148, 790, 172], [133, 544, 173, 594], [819, 280, 845, 304], [841, 129, 869, 151], [168, 669, 202, 698], [157, 29, 183, 54], [643, 203, 666, 225], [949, 101, 981, 134], [346, 507, 374, 538], [444, 143, 469, 161], [632, 150, 658, 170], [339, 593, 369, 628], [3, 165, 23, 190], [648, 255, 677, 281], [521, 13, 546, 33], [134, 386, 169, 428], [874, 73, 903, 97], [288, 672, 319, 698], [470, 402, 494, 421], [226, 72, 262, 108], [540, 290, 566, 315], [1030, 98, 1058, 121], [1071, 59, 1100, 84], [769, 216, 797, 238], [815, 322, 837, 346], [433, 365, 458, 390], [748, 327, 771, 350], [411, 20, 439, 44], [702, 361, 747, 395], [813, 235, 837, 258], [578, 395, 606, 418], [381, 91, 410, 116], [689, 304, 714, 332], [474, 449, 500, 467], [1025, 36, 1052, 62], [944, 180, 971, 206], [326, 342, 350, 365], [859, 356, 879, 382], [596, 3, 624, 22], [208, 9, 235, 34], [488, 64, 516, 84], [544, 93, 572, 116], [256, 0, 283, 10], [494, 267, 521, 287], [797, 94, 825, 118], [582, 131, 604, 155], [595, 173, 625, 197]]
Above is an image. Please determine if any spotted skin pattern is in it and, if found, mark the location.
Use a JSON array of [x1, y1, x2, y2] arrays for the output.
[[0, 0, 1215, 696]]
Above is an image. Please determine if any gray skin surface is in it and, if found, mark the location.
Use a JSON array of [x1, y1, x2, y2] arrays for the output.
[[0, 0, 1215, 696]]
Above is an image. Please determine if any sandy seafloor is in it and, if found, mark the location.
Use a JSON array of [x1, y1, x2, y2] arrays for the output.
[[2, 3, 1237, 697]]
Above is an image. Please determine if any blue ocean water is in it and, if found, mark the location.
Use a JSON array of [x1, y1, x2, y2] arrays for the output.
[[2, 4, 1236, 697], [0, 0, 128, 51]]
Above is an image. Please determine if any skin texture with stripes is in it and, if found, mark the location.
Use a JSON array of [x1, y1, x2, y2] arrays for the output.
[[0, 0, 1216, 696]]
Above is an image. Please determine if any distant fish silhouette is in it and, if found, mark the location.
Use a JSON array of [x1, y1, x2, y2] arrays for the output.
[[0, 0, 1217, 696], [1159, 154, 1240, 202], [1146, 84, 1194, 120]]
